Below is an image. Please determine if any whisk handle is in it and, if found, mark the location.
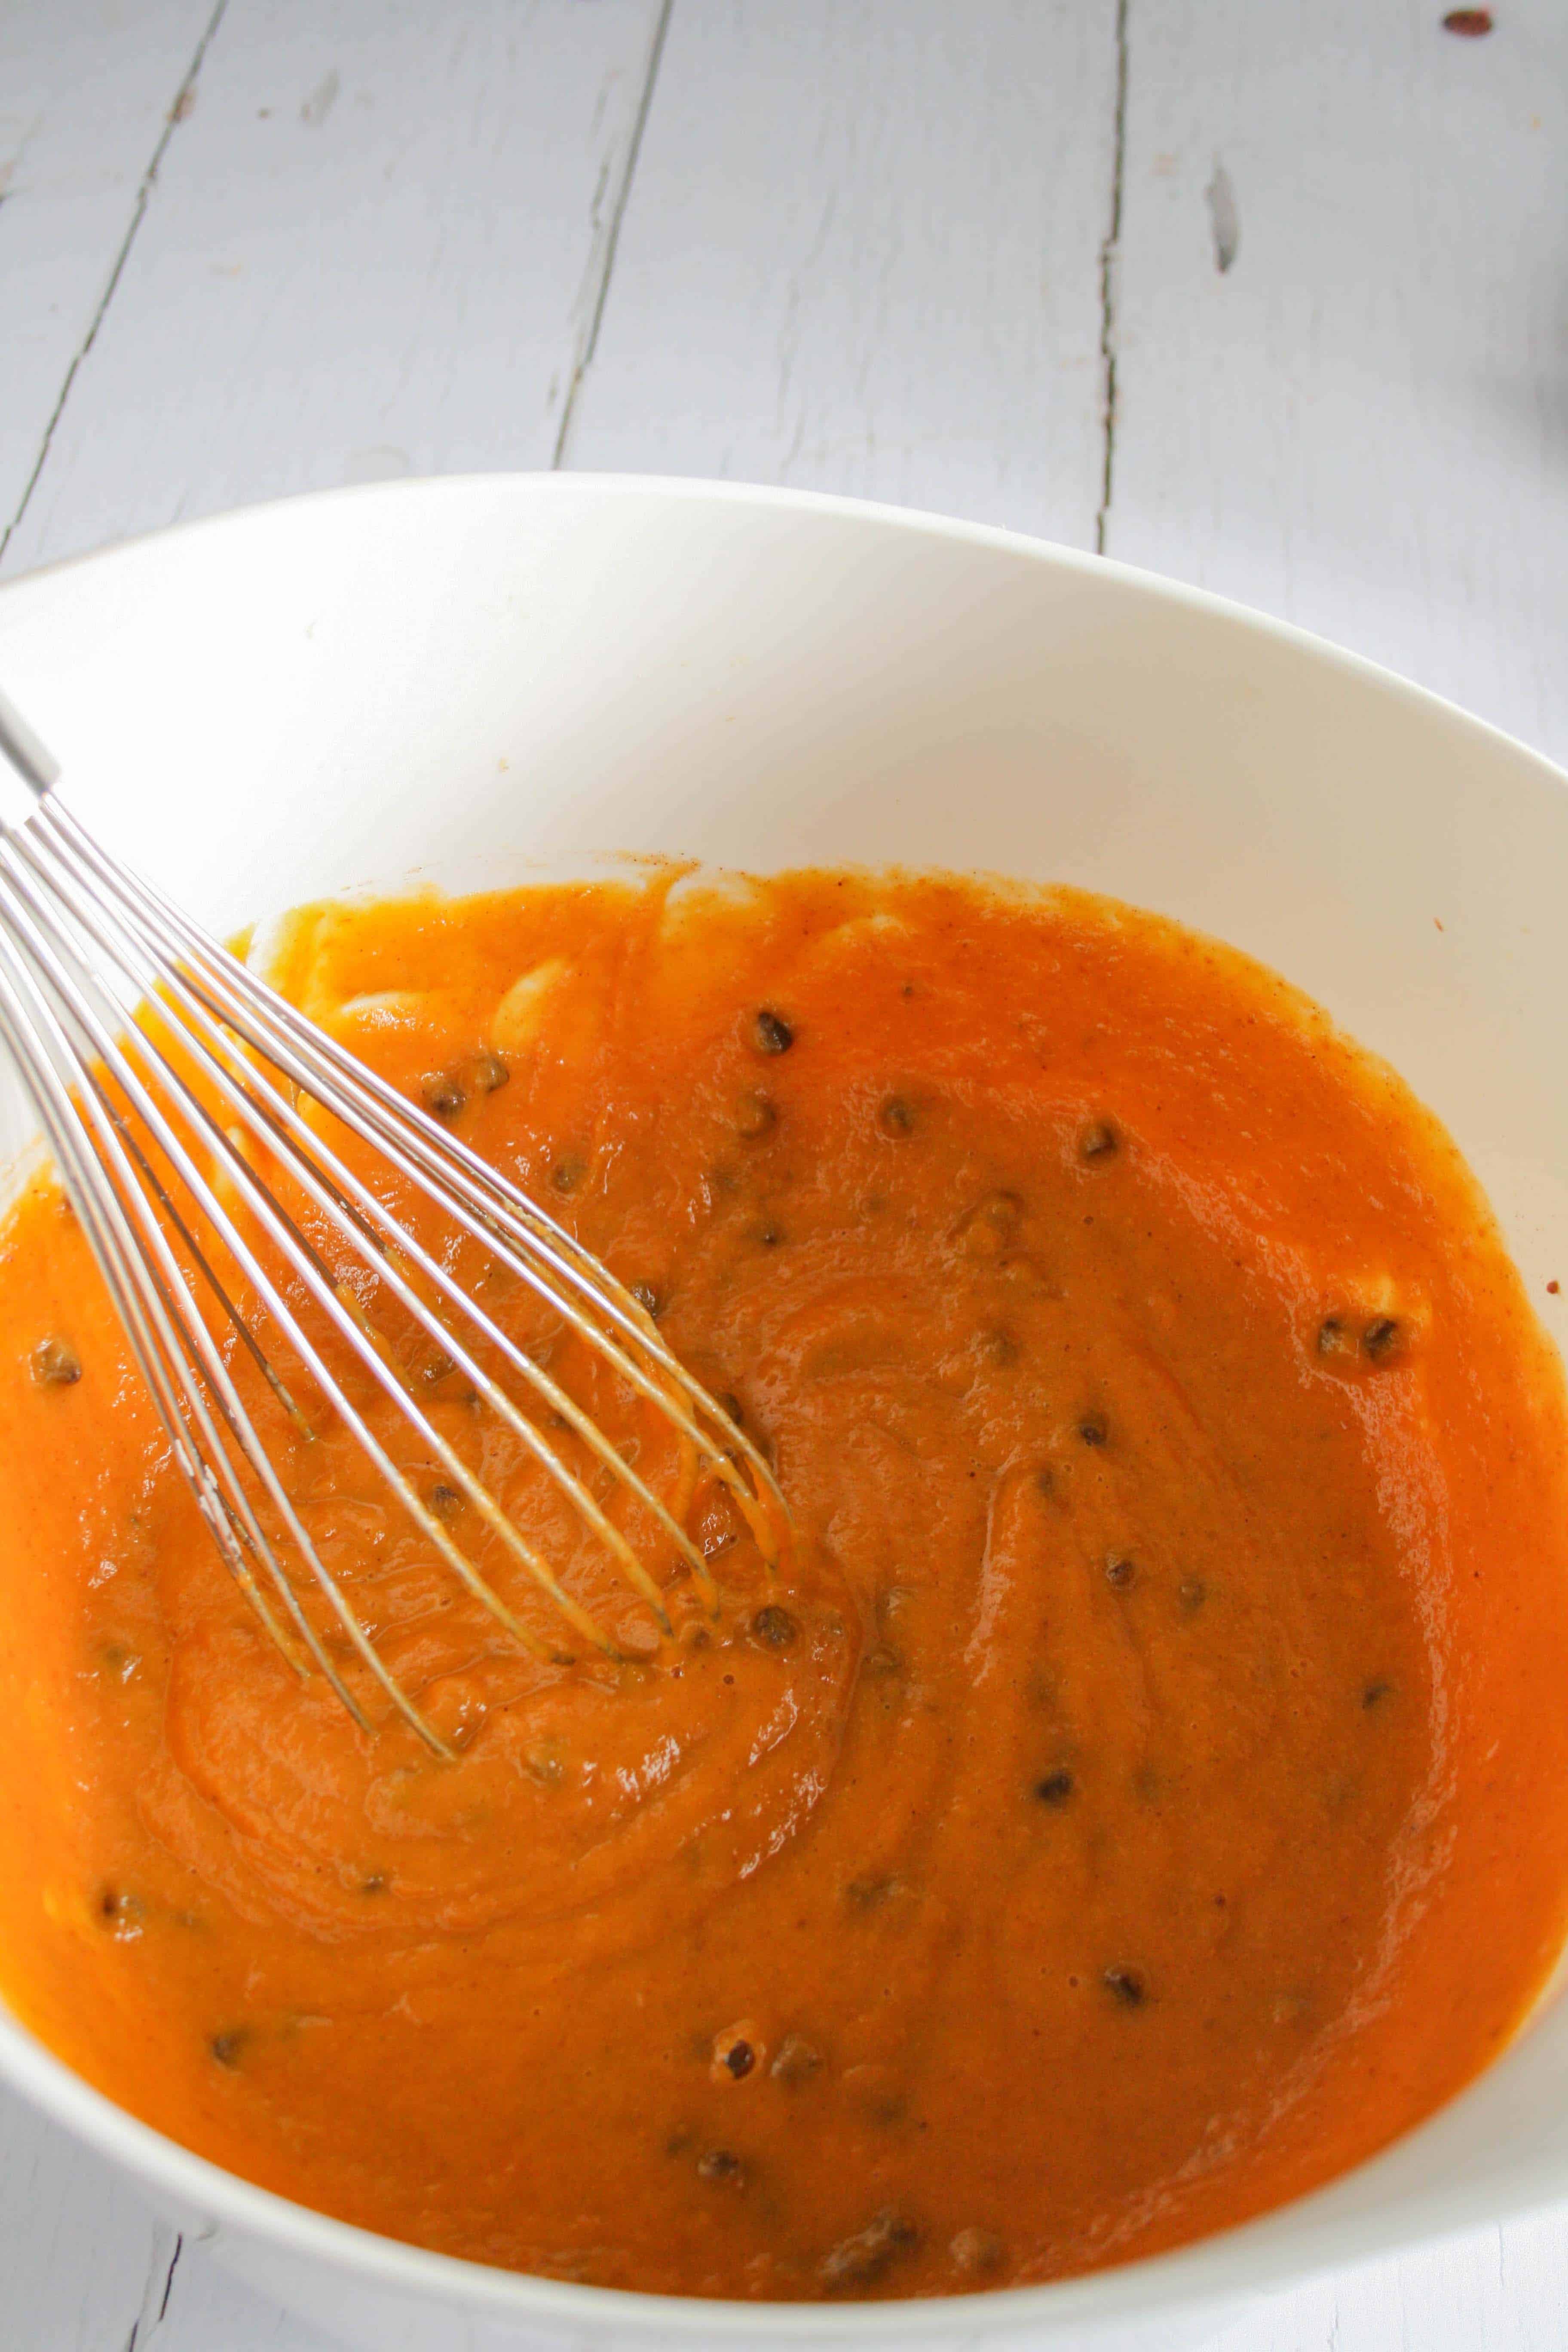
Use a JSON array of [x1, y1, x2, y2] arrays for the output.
[[0, 687, 59, 824]]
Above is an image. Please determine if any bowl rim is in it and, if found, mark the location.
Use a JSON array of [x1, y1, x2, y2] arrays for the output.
[[3, 465, 1567, 2338]]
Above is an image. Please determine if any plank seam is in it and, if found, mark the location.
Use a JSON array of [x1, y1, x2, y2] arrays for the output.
[[116, 2219, 184, 2352], [0, 0, 232, 570], [552, 0, 675, 470], [1094, 0, 1130, 556], [154, 2230, 184, 2328]]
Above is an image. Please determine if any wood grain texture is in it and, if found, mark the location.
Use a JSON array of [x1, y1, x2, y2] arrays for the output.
[[1, 0, 665, 576], [0, 2093, 337, 2349], [6, 0, 1568, 2343], [0, 0, 218, 542], [1106, 0, 1568, 759], [1213, 2211, 1568, 2352], [0, 2088, 168, 2352], [562, 0, 1118, 544]]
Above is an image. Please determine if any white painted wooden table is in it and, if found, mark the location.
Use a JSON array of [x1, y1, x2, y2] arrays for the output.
[[3, 1, 1567, 2342]]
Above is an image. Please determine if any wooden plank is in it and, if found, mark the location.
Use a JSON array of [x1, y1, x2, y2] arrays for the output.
[[1106, 0, 1568, 759], [156, 2234, 344, 2349], [1214, 2212, 1568, 2352], [0, 0, 218, 543], [0, 2083, 341, 2349], [563, 0, 1118, 545], [1, 0, 665, 576], [0, 2092, 167, 2352], [6, 7, 1568, 2348]]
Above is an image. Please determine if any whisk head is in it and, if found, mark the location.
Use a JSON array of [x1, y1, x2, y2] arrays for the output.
[[0, 735, 791, 1759]]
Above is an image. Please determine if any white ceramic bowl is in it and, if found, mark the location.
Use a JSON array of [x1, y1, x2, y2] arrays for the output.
[[1, 475, 1568, 2352]]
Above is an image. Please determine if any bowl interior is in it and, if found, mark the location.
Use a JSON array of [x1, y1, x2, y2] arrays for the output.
[[1, 473, 1568, 2341]]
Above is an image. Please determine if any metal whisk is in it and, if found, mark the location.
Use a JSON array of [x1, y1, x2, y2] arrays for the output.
[[0, 689, 789, 1758]]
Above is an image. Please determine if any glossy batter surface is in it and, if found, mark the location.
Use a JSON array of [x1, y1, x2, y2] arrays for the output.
[[0, 867, 1566, 2300]]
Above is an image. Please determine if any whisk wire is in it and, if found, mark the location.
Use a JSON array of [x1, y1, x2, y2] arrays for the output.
[[9, 812, 707, 1642], [47, 798, 790, 1543], [0, 827, 596, 1689], [0, 844, 472, 1747], [0, 893, 376, 1726], [0, 722, 792, 1749]]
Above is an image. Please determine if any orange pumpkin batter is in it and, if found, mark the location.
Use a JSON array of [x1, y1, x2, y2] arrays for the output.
[[0, 865, 1565, 2301]]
